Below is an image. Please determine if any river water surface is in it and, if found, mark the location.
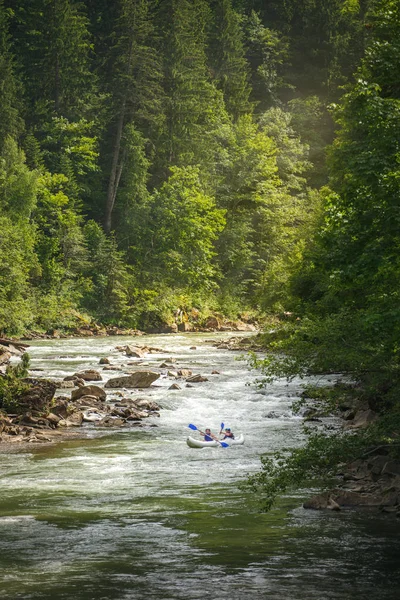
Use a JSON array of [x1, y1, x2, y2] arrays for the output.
[[0, 333, 399, 600]]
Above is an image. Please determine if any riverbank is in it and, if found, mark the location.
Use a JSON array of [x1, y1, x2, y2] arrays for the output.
[[16, 313, 259, 341], [302, 397, 400, 517]]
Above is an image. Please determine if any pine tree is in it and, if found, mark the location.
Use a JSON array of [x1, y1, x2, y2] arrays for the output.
[[208, 0, 252, 120], [103, 0, 164, 233], [0, 1, 24, 151], [8, 0, 96, 121], [156, 0, 229, 178]]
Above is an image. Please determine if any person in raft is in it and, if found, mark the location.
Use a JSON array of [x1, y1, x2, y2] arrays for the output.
[[222, 427, 235, 440], [199, 428, 216, 441]]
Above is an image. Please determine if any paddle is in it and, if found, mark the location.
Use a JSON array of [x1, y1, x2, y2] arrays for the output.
[[220, 422, 224, 434], [188, 424, 229, 447]]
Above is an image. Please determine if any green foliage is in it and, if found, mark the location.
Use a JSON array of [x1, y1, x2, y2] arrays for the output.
[[0, 137, 38, 218], [209, 0, 252, 120], [131, 166, 226, 290], [0, 215, 37, 333], [0, 2, 24, 150], [244, 10, 289, 111], [81, 220, 135, 324], [0, 353, 30, 413]]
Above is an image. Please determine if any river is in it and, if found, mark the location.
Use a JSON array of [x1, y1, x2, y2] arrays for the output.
[[0, 332, 399, 600]]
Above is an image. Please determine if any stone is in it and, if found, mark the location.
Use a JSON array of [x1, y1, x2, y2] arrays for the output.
[[73, 395, 106, 410], [19, 379, 57, 412], [75, 370, 102, 382], [124, 345, 146, 358], [99, 358, 110, 364], [382, 460, 400, 477], [102, 365, 122, 371], [303, 492, 330, 510], [190, 346, 197, 350], [71, 385, 106, 401], [46, 412, 61, 426], [186, 374, 208, 383], [50, 398, 69, 419], [167, 370, 178, 378], [0, 347, 12, 365], [58, 380, 75, 389], [368, 455, 390, 475], [75, 378, 86, 387], [66, 411, 83, 426], [135, 399, 160, 411], [177, 369, 192, 377], [104, 371, 160, 389], [347, 409, 378, 429], [211, 370, 220, 375], [178, 322, 192, 332], [206, 316, 220, 329], [169, 383, 181, 390]]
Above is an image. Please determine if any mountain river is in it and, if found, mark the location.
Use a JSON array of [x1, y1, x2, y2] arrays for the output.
[[0, 332, 399, 599]]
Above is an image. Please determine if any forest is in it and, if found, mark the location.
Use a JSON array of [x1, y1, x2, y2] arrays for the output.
[[1, 0, 400, 499]]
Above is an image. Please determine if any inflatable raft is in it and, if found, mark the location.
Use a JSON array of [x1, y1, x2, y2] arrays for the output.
[[186, 434, 245, 448]]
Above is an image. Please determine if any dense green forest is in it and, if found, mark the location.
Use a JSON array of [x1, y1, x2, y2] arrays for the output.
[[1, 0, 399, 506], [0, 0, 372, 334]]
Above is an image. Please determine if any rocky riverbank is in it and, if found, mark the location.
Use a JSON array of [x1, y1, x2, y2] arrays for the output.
[[18, 314, 258, 341], [303, 399, 400, 517]]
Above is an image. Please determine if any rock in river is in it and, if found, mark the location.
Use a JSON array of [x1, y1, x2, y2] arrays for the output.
[[104, 371, 160, 389]]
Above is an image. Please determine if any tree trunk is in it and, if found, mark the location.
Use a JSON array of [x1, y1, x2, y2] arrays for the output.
[[104, 100, 126, 233]]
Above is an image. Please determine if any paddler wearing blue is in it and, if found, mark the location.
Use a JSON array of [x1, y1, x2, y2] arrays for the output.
[[199, 427, 218, 441], [222, 427, 235, 440]]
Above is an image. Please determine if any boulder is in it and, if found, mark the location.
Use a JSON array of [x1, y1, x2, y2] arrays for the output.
[[178, 322, 192, 332], [382, 460, 400, 477], [75, 370, 102, 382], [50, 398, 69, 419], [186, 374, 208, 383], [72, 395, 107, 410], [124, 345, 146, 358], [57, 380, 75, 389], [0, 347, 12, 365], [346, 409, 378, 429], [46, 412, 61, 426], [71, 385, 106, 401], [104, 371, 160, 389], [206, 316, 221, 329], [134, 399, 160, 411], [177, 369, 192, 377], [19, 379, 57, 412], [99, 357, 110, 365], [169, 383, 181, 390]]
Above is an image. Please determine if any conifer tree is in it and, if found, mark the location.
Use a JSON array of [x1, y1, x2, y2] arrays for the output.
[[156, 0, 229, 177], [104, 0, 164, 233], [208, 0, 252, 120], [0, 1, 24, 151], [9, 0, 96, 121]]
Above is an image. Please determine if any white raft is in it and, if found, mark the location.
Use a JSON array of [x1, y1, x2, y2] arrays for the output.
[[186, 434, 245, 448]]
